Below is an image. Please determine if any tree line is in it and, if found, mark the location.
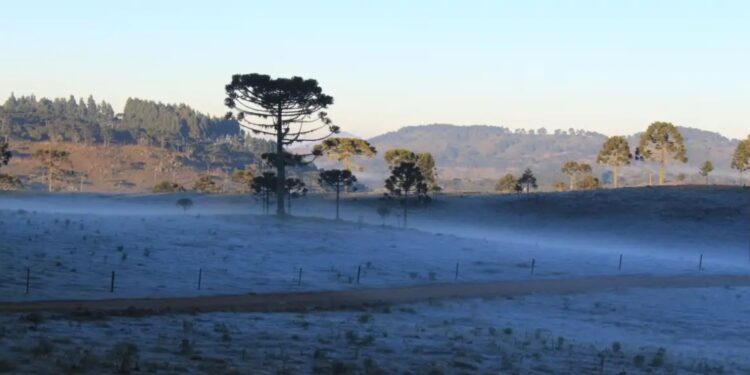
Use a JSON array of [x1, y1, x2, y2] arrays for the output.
[[0, 94, 240, 147]]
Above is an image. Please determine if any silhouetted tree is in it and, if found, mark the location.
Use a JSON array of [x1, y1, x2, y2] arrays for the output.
[[251, 172, 277, 214], [639, 122, 687, 185], [699, 160, 714, 185], [314, 137, 376, 171], [384, 148, 439, 191], [385, 162, 428, 227], [0, 141, 10, 166], [731, 137, 750, 186], [495, 173, 518, 193], [176, 198, 194, 211], [518, 168, 537, 194], [376, 204, 391, 226], [225, 74, 339, 216], [596, 136, 632, 188], [318, 169, 357, 220]]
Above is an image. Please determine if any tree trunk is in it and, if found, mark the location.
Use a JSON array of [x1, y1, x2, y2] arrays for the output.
[[659, 146, 666, 185], [613, 165, 620, 188], [335, 182, 340, 220], [287, 191, 291, 214], [403, 189, 408, 228], [569, 175, 575, 191], [275, 105, 286, 216]]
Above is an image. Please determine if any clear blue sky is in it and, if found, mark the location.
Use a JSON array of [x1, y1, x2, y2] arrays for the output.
[[1, 1, 748, 139]]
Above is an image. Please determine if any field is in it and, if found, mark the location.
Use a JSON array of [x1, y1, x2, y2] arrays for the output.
[[0, 187, 749, 374]]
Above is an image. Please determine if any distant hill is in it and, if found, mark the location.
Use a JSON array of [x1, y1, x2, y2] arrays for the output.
[[349, 124, 742, 190]]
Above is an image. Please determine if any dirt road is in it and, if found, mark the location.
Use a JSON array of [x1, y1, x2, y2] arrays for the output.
[[2, 274, 749, 316]]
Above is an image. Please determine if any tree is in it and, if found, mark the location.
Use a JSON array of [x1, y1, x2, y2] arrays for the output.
[[0, 141, 10, 167], [176, 198, 194, 211], [639, 122, 687, 185], [193, 175, 219, 193], [251, 172, 277, 214], [0, 141, 22, 191], [596, 136, 631, 188], [152, 181, 186, 193], [553, 181, 566, 192], [225, 74, 339, 216], [318, 169, 357, 220], [32, 146, 71, 192], [517, 168, 537, 194], [495, 173, 518, 193], [731, 138, 750, 186], [376, 204, 391, 226], [384, 162, 428, 227], [561, 161, 592, 190], [384, 148, 439, 191], [699, 160, 714, 185], [284, 177, 307, 214], [314, 137, 376, 171]]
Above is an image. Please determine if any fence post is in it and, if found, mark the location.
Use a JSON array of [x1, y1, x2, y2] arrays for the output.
[[110, 271, 115, 293], [297, 267, 303, 286], [530, 258, 536, 275], [455, 262, 460, 281], [356, 265, 361, 284], [618, 254, 623, 271], [197, 268, 202, 290], [698, 254, 703, 271], [25, 268, 30, 294]]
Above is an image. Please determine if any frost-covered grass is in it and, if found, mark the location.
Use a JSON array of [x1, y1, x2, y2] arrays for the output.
[[1, 191, 746, 301], [0, 286, 746, 374]]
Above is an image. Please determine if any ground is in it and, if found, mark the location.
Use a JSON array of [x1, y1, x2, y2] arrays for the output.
[[0, 186, 748, 374]]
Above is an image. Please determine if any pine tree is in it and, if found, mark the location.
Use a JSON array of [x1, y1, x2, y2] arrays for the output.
[[699, 160, 714, 185], [384, 162, 428, 227], [731, 138, 750, 186], [314, 137, 376, 171], [518, 168, 537, 194]]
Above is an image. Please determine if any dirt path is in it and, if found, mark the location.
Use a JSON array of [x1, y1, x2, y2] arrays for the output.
[[2, 274, 749, 316]]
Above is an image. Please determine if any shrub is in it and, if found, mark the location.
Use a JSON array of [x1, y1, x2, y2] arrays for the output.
[[151, 181, 185, 193]]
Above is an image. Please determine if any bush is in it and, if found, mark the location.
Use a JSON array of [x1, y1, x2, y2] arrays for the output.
[[151, 181, 185, 193]]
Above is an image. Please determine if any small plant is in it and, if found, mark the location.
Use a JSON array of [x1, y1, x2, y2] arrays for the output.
[[612, 341, 621, 353], [110, 342, 138, 374], [502, 327, 513, 335], [176, 198, 194, 211]]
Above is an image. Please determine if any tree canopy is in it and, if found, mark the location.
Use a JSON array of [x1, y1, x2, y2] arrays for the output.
[[314, 137, 376, 171], [596, 136, 631, 188], [225, 73, 339, 216], [495, 173, 518, 193], [731, 137, 750, 185], [639, 122, 687, 185]]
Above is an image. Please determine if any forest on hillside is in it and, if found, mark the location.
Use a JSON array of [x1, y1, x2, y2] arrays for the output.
[[0, 94, 240, 147]]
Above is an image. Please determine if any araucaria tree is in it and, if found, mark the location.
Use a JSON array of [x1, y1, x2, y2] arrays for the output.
[[225, 74, 339, 216], [699, 160, 713, 185], [385, 162, 428, 228], [731, 137, 750, 186], [518, 168, 537, 194], [314, 138, 376, 172], [561, 161, 592, 190], [32, 146, 71, 192], [596, 136, 631, 188], [639, 122, 687, 185], [318, 169, 357, 220]]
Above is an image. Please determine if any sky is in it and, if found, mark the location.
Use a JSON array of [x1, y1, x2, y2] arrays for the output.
[[1, 1, 749, 139]]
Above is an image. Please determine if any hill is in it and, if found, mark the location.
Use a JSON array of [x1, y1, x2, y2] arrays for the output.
[[353, 124, 742, 190]]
